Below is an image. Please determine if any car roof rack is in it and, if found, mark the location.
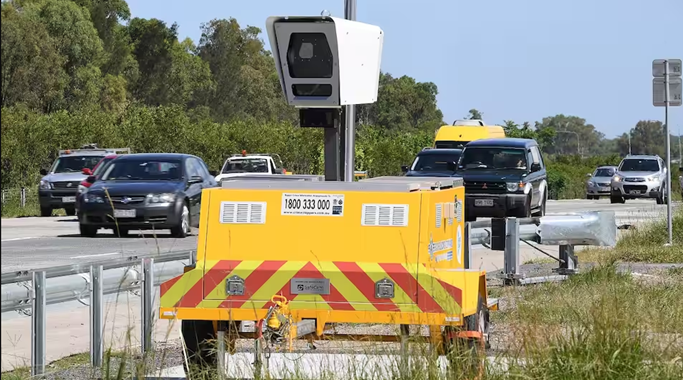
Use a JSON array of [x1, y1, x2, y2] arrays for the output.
[[59, 147, 131, 156]]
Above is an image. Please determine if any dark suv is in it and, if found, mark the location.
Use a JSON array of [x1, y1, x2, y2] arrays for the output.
[[401, 148, 462, 177], [456, 138, 548, 222]]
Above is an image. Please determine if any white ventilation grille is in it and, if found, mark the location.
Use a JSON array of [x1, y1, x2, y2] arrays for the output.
[[435, 204, 442, 228], [220, 202, 267, 224], [361, 204, 409, 227]]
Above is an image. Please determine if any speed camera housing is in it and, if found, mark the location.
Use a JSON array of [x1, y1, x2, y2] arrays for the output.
[[266, 16, 384, 108]]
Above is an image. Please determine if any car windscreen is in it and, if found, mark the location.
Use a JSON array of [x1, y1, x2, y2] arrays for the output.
[[594, 168, 615, 177], [435, 141, 469, 149], [222, 158, 269, 173], [50, 155, 104, 173], [411, 153, 461, 172], [619, 159, 659, 172], [101, 160, 183, 181], [458, 147, 527, 170]]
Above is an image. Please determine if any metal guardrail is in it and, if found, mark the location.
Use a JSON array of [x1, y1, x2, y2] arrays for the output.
[[0, 211, 617, 376]]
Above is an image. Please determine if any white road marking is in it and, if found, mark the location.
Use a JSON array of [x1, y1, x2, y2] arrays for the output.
[[70, 252, 120, 259], [1, 237, 38, 242]]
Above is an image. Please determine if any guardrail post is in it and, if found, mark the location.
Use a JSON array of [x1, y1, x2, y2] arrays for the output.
[[90, 265, 104, 367], [464, 222, 472, 269], [31, 271, 46, 376], [141, 258, 154, 354], [503, 217, 521, 285], [190, 250, 196, 266], [556, 245, 578, 275], [20, 187, 26, 208], [217, 329, 227, 380]]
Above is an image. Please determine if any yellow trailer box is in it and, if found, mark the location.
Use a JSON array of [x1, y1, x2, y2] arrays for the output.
[[160, 176, 488, 332]]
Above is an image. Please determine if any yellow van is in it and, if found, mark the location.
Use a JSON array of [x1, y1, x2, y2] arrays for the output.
[[434, 119, 506, 149]]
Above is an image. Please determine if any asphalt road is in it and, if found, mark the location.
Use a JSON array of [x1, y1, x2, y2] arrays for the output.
[[1, 199, 675, 272]]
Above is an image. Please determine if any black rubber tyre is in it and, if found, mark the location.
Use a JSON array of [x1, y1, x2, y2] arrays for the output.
[[171, 203, 190, 238], [444, 296, 489, 377], [532, 192, 547, 217], [79, 223, 97, 237], [64, 207, 76, 216], [40, 207, 52, 217], [610, 195, 624, 204], [115, 227, 129, 237], [181, 320, 217, 378]]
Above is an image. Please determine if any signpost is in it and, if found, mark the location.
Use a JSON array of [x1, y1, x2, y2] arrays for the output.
[[652, 58, 681, 246]]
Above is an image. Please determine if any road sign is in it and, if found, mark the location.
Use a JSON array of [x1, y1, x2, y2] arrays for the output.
[[653, 77, 682, 107], [653, 59, 682, 78]]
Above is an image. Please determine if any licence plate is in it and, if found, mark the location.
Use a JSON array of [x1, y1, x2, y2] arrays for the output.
[[629, 190, 640, 195], [62, 196, 76, 203], [113, 209, 136, 218], [474, 199, 494, 207]]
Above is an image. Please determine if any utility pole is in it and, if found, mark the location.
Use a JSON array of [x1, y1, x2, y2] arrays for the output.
[[628, 132, 632, 155], [343, 0, 357, 182], [652, 58, 681, 246]]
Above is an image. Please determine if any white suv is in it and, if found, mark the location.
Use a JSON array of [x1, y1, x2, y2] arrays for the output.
[[610, 155, 668, 204]]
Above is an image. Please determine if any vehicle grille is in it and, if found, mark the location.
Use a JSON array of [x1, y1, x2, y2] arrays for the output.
[[623, 185, 648, 193], [464, 181, 507, 194], [52, 181, 81, 189], [598, 182, 610, 187], [108, 196, 146, 204], [625, 178, 645, 182]]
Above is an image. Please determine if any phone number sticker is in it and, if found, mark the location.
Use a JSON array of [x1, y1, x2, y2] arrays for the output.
[[281, 193, 344, 216]]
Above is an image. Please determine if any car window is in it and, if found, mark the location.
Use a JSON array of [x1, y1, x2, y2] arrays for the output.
[[411, 153, 461, 172], [102, 159, 183, 181], [594, 168, 615, 177], [222, 158, 270, 173], [619, 159, 659, 172], [92, 157, 115, 176], [196, 158, 213, 178], [185, 158, 203, 179], [436, 141, 469, 149], [530, 146, 543, 167], [50, 155, 104, 173], [458, 147, 527, 170]]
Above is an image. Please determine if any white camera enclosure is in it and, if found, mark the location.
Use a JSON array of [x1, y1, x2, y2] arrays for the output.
[[266, 16, 384, 108]]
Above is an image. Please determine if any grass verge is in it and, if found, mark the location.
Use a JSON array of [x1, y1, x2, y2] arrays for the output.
[[579, 207, 683, 263]]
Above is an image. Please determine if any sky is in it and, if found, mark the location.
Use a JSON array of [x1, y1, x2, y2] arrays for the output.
[[126, 0, 682, 139]]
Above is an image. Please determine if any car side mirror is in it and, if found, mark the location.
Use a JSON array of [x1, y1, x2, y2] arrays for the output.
[[188, 175, 203, 184], [401, 165, 409, 173], [82, 168, 92, 175], [586, 173, 592, 178], [40, 169, 48, 176], [209, 170, 218, 176], [86, 175, 96, 184], [531, 163, 542, 172]]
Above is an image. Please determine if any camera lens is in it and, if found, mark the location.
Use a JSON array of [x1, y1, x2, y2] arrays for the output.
[[287, 33, 333, 78]]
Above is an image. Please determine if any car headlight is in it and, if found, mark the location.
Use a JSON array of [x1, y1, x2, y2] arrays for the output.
[[612, 176, 622, 183], [84, 193, 104, 203], [646, 176, 659, 182], [39, 180, 51, 190], [587, 181, 595, 187], [147, 193, 176, 204], [506, 182, 530, 193]]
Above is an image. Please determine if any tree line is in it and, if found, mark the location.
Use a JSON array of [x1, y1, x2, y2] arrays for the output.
[[2, 0, 681, 200]]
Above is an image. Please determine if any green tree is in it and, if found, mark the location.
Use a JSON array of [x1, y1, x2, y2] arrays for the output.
[[465, 108, 483, 120], [1, 1, 67, 111], [356, 72, 444, 132], [535, 114, 604, 156], [616, 120, 667, 157]]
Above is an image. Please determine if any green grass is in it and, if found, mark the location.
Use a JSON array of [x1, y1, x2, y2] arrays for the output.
[[580, 208, 683, 263], [0, 188, 68, 218]]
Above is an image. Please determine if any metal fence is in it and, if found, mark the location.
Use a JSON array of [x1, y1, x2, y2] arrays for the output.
[[0, 211, 617, 376], [1, 187, 30, 209]]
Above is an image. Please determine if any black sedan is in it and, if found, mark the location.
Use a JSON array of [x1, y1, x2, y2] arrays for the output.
[[78, 153, 218, 238]]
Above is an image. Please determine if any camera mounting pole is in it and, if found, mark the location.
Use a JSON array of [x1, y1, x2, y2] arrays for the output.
[[340, 0, 357, 183]]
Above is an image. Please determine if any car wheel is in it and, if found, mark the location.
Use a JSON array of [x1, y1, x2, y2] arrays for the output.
[[171, 204, 190, 238], [40, 207, 52, 217], [532, 192, 547, 217], [65, 207, 76, 216], [79, 223, 97, 237], [115, 227, 129, 237], [610, 195, 623, 204]]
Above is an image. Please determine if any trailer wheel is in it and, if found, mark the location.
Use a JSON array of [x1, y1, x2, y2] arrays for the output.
[[181, 320, 217, 378], [443, 296, 488, 377]]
